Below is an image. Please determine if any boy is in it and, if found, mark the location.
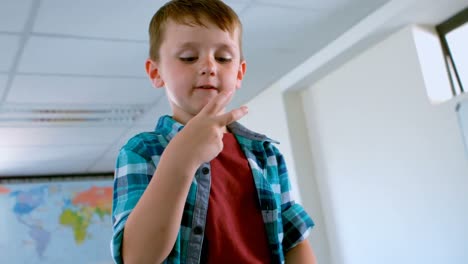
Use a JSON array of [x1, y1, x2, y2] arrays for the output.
[[111, 0, 316, 263]]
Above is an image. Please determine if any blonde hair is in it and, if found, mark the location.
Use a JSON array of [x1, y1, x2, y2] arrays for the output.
[[148, 0, 243, 61]]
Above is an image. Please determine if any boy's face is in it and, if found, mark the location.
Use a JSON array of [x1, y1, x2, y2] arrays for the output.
[[146, 18, 246, 124]]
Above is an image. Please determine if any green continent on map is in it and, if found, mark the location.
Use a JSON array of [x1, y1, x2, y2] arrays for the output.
[[95, 207, 110, 220], [59, 209, 91, 244], [59, 186, 112, 245]]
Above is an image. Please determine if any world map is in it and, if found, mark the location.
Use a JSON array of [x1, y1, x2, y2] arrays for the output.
[[0, 180, 114, 264]]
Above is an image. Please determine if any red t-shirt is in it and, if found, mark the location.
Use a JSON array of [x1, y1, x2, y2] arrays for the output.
[[201, 133, 272, 263]]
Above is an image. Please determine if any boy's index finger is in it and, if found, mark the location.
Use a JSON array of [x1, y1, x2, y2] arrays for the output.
[[218, 106, 248, 126], [200, 90, 233, 116]]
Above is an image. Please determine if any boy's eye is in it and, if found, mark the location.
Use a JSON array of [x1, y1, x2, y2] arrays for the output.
[[180, 57, 197, 62], [216, 57, 232, 63]]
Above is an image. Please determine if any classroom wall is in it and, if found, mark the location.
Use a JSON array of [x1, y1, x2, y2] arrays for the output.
[[241, 76, 331, 263], [240, 84, 300, 200], [300, 25, 468, 264], [243, 24, 468, 264]]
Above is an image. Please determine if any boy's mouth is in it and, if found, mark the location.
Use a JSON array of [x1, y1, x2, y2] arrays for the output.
[[195, 85, 218, 91]]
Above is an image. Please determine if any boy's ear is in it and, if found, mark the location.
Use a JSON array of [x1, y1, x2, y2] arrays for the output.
[[145, 58, 165, 88], [235, 60, 247, 89]]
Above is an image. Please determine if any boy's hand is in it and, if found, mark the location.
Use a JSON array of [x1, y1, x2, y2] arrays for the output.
[[172, 90, 248, 167]]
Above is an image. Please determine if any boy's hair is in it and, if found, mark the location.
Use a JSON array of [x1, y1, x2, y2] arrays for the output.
[[148, 0, 243, 61]]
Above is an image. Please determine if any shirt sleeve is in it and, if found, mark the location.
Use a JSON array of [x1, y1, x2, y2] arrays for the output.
[[111, 139, 156, 264], [272, 145, 315, 252]]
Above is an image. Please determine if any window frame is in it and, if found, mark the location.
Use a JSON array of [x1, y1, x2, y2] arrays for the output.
[[436, 7, 468, 95]]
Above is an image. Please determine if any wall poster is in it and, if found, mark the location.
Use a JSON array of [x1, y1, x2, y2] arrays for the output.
[[0, 175, 114, 264]]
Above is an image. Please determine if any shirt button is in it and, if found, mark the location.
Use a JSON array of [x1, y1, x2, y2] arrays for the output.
[[193, 226, 203, 235], [201, 167, 210, 175]]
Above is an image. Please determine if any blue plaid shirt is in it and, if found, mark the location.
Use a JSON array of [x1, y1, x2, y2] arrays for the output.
[[111, 115, 314, 263]]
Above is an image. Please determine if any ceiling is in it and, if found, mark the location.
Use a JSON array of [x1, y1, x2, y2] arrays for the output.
[[0, 0, 465, 177]]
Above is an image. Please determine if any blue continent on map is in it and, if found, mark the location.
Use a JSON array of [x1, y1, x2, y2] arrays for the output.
[[10, 186, 51, 258]]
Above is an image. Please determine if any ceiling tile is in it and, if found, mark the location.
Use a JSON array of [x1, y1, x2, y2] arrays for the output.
[[255, 0, 377, 9], [0, 127, 127, 147], [0, 0, 33, 32], [0, 35, 21, 72], [233, 0, 391, 107], [223, 0, 252, 14], [0, 0, 398, 178], [242, 3, 327, 31], [8, 75, 162, 104], [18, 36, 148, 77], [285, 2, 392, 56], [34, 0, 252, 40], [34, 0, 166, 40], [242, 0, 389, 52], [241, 4, 327, 51], [0, 74, 7, 97]]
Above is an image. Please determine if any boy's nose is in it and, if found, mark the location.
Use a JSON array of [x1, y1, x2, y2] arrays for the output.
[[199, 57, 216, 76]]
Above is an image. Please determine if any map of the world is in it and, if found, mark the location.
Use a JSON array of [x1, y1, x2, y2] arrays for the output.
[[0, 179, 113, 264]]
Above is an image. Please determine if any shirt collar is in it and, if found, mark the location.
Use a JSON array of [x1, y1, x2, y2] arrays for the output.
[[155, 115, 279, 144]]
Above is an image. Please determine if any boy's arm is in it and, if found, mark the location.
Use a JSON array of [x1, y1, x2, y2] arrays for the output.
[[285, 240, 317, 264], [271, 145, 315, 262], [121, 91, 247, 264], [121, 141, 198, 264]]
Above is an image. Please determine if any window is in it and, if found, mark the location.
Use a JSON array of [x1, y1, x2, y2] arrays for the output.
[[436, 7, 468, 96]]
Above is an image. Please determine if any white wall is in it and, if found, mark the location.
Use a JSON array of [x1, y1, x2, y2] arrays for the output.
[[301, 25, 468, 264], [283, 91, 331, 264], [241, 80, 331, 263], [241, 84, 300, 200]]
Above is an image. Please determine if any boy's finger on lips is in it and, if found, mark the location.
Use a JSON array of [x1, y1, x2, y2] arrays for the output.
[[213, 90, 233, 113], [200, 90, 233, 116]]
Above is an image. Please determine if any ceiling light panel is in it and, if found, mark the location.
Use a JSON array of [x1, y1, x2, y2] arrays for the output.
[[0, 126, 128, 147], [0, 0, 33, 32], [0, 159, 103, 176], [0, 35, 21, 72], [0, 145, 107, 162], [0, 104, 148, 126], [134, 96, 171, 124], [18, 36, 148, 77], [8, 75, 160, 104]]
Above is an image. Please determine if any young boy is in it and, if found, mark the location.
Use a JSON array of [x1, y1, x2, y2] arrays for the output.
[[111, 0, 316, 263]]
